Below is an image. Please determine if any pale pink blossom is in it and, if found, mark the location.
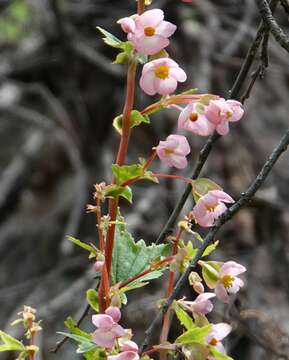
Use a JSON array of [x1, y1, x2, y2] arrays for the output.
[[181, 293, 216, 316], [117, 17, 136, 34], [206, 323, 232, 357], [192, 190, 234, 227], [205, 99, 244, 136], [127, 9, 176, 55], [92, 307, 124, 348], [178, 102, 215, 136], [140, 58, 186, 96], [156, 134, 190, 169], [214, 261, 246, 303], [93, 261, 104, 272], [108, 341, 139, 360]]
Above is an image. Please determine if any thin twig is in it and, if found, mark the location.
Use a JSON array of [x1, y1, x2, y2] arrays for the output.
[[140, 129, 289, 352]]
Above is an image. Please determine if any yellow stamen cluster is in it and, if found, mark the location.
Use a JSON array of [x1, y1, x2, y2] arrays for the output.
[[144, 26, 156, 36], [210, 338, 218, 346], [221, 274, 234, 289], [164, 148, 174, 156], [205, 204, 216, 212], [154, 65, 170, 79]]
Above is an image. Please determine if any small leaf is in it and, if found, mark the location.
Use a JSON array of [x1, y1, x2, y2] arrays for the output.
[[192, 178, 222, 203], [67, 236, 97, 255], [114, 52, 129, 64], [0, 331, 25, 352], [104, 184, 132, 203], [202, 241, 219, 257], [112, 164, 143, 185], [64, 317, 91, 339], [130, 110, 150, 127], [111, 211, 171, 284], [173, 302, 195, 330], [86, 289, 99, 312], [208, 346, 233, 360], [57, 332, 96, 354], [96, 27, 122, 48], [176, 325, 212, 345]]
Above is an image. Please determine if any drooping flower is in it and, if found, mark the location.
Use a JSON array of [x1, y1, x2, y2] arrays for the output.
[[92, 306, 125, 348], [180, 292, 216, 316], [93, 260, 104, 272], [156, 134, 190, 169], [206, 323, 232, 357], [205, 99, 244, 136], [140, 58, 187, 96], [214, 261, 246, 303], [108, 341, 139, 360], [178, 101, 215, 136], [126, 9, 176, 55], [192, 190, 234, 227]]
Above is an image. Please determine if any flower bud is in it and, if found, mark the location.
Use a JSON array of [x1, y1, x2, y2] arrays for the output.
[[93, 261, 104, 272]]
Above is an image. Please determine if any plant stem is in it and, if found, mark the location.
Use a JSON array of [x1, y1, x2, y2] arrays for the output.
[[159, 229, 182, 360], [96, 198, 105, 251], [152, 173, 193, 184]]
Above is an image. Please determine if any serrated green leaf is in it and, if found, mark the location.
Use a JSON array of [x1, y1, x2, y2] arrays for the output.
[[86, 289, 99, 312], [67, 236, 97, 255], [202, 241, 219, 257], [176, 325, 212, 345], [111, 213, 171, 284], [112, 164, 157, 186], [192, 178, 222, 203], [64, 317, 91, 340], [104, 184, 132, 203], [173, 302, 195, 330], [0, 331, 25, 352], [208, 346, 233, 360], [96, 26, 122, 48]]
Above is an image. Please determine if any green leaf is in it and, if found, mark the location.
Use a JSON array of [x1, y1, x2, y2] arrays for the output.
[[173, 302, 195, 330], [67, 236, 97, 255], [84, 348, 107, 360], [202, 241, 219, 257], [112, 163, 157, 186], [111, 212, 171, 284], [0, 331, 25, 352], [104, 184, 132, 203], [121, 270, 164, 292], [64, 317, 91, 339], [96, 26, 122, 48], [57, 332, 96, 354], [209, 346, 234, 360], [113, 111, 150, 135], [192, 178, 222, 203], [182, 343, 209, 360], [176, 325, 212, 345], [86, 289, 99, 312]]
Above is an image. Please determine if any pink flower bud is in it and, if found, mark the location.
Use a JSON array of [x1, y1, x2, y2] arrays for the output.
[[93, 261, 104, 272], [193, 282, 205, 294]]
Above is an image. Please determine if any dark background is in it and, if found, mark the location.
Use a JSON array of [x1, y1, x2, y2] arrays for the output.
[[0, 0, 289, 359]]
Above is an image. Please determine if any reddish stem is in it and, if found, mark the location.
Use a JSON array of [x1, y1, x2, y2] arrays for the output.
[[137, 0, 145, 15], [152, 173, 193, 184], [96, 198, 105, 251], [159, 229, 183, 360], [120, 255, 175, 289]]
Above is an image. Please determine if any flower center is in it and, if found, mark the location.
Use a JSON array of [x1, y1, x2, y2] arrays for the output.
[[154, 65, 170, 80], [210, 338, 218, 346], [189, 112, 198, 122], [221, 274, 234, 289], [144, 26, 156, 37], [226, 111, 233, 118], [164, 148, 174, 156], [205, 204, 216, 212]]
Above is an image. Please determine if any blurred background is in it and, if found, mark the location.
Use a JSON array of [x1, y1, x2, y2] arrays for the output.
[[0, 0, 289, 359]]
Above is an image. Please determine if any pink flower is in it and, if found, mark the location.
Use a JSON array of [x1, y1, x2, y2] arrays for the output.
[[117, 17, 136, 34], [92, 307, 124, 348], [140, 58, 187, 96], [156, 134, 190, 169], [192, 190, 234, 227], [93, 261, 104, 272], [207, 323, 232, 356], [128, 9, 176, 55], [181, 292, 216, 316], [108, 341, 139, 360], [178, 102, 215, 136], [214, 261, 246, 304], [205, 99, 244, 136]]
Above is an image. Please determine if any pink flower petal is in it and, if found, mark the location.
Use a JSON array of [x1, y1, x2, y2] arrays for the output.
[[228, 277, 244, 294], [216, 121, 229, 136], [212, 323, 232, 341], [93, 329, 116, 348], [134, 35, 169, 55], [170, 154, 188, 169], [108, 352, 139, 360], [111, 324, 125, 337], [215, 283, 230, 304], [209, 190, 234, 203], [154, 77, 178, 95], [220, 261, 246, 277], [92, 314, 114, 330], [170, 67, 187, 82], [140, 70, 156, 95], [121, 341, 139, 352], [137, 9, 164, 27], [105, 306, 121, 323], [156, 20, 177, 37]]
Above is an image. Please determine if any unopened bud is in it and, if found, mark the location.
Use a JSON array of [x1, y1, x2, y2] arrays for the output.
[[193, 282, 204, 294], [93, 261, 104, 272]]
